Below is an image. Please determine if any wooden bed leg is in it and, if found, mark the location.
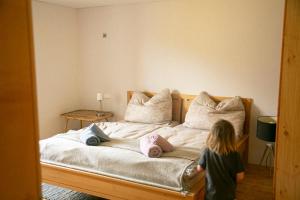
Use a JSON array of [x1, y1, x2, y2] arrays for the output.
[[194, 188, 204, 200], [199, 189, 205, 200], [243, 138, 249, 166]]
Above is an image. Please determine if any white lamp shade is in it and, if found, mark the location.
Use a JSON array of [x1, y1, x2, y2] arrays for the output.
[[96, 93, 103, 101]]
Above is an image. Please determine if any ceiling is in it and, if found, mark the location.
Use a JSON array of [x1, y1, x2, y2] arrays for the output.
[[37, 0, 165, 8]]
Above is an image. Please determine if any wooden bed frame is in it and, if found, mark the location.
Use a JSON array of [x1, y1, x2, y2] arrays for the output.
[[41, 91, 252, 200]]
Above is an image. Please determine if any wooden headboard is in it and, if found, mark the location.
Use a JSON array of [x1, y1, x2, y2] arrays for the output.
[[127, 91, 253, 135]]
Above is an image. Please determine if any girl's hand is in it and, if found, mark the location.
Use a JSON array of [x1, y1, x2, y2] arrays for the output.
[[236, 172, 245, 183], [197, 165, 204, 172]]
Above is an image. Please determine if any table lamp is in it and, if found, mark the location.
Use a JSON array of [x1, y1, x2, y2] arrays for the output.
[[256, 116, 277, 167], [96, 92, 112, 117], [96, 93, 104, 116]]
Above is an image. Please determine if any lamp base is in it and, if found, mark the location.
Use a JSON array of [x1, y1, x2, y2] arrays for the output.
[[96, 111, 105, 117], [259, 143, 275, 174]]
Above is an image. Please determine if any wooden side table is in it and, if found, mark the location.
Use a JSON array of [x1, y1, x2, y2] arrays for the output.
[[61, 110, 113, 131]]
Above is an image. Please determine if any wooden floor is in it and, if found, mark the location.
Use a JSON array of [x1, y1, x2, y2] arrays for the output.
[[236, 164, 274, 200]]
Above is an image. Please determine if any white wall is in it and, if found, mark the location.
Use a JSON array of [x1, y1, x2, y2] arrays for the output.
[[32, 0, 284, 163], [77, 0, 285, 164], [32, 1, 80, 139]]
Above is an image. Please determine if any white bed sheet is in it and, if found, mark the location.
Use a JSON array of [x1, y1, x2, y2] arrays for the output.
[[95, 120, 178, 139], [40, 122, 209, 192]]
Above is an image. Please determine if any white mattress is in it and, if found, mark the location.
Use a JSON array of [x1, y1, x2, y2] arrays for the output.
[[40, 122, 209, 192]]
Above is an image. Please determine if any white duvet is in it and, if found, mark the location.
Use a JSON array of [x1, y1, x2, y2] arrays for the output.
[[40, 122, 209, 192]]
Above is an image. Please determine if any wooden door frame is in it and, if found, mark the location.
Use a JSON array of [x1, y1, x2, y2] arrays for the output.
[[0, 1, 41, 199]]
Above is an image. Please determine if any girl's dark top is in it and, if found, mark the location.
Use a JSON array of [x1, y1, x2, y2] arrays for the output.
[[199, 148, 244, 200]]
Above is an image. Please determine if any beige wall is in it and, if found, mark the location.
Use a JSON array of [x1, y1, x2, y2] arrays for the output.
[[32, 0, 285, 163], [77, 0, 285, 164], [32, 1, 80, 139]]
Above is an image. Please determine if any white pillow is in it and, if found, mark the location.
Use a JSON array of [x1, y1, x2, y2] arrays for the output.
[[124, 89, 172, 124], [183, 92, 245, 136]]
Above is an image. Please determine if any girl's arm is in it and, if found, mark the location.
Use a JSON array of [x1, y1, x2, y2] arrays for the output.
[[197, 164, 205, 172], [236, 172, 245, 183], [198, 148, 207, 173]]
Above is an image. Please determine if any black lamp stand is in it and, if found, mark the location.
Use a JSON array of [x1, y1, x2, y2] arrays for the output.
[[256, 116, 276, 173]]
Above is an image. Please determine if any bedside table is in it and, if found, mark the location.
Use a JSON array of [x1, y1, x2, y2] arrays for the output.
[[61, 110, 113, 131]]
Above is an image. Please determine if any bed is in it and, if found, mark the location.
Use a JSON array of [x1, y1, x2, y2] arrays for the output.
[[40, 91, 252, 200]]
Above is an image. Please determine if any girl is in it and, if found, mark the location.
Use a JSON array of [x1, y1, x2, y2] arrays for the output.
[[197, 119, 245, 200]]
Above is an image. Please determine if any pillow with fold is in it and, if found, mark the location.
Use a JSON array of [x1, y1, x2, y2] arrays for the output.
[[183, 92, 245, 136], [124, 89, 172, 124], [80, 124, 110, 146]]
